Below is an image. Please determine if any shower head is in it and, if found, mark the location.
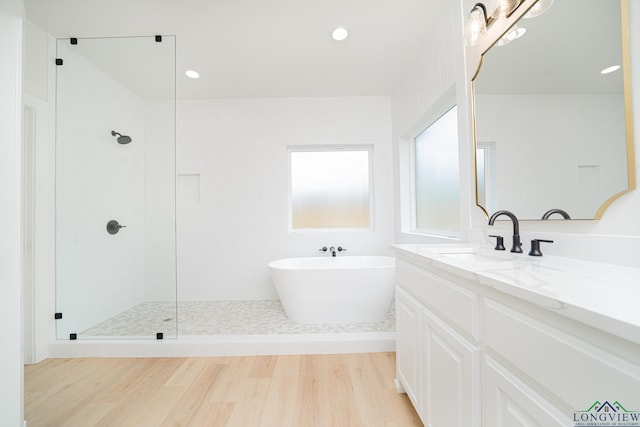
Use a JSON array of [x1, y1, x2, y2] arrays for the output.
[[111, 130, 132, 145]]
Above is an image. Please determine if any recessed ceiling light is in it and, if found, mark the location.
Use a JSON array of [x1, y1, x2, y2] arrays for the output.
[[185, 70, 200, 79], [601, 65, 620, 75], [332, 27, 349, 41]]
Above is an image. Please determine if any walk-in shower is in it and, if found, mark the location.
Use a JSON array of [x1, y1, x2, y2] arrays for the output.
[[55, 35, 176, 340]]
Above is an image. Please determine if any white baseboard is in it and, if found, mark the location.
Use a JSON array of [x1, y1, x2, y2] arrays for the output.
[[48, 332, 396, 358]]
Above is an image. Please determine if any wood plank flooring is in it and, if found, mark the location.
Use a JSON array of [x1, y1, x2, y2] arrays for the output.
[[25, 352, 421, 427]]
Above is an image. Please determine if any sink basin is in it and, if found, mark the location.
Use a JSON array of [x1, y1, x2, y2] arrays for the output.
[[441, 252, 510, 264], [415, 245, 513, 266], [421, 246, 513, 265], [428, 247, 477, 254]]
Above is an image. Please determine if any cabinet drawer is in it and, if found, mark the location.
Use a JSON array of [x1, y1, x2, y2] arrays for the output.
[[396, 259, 479, 340], [484, 299, 640, 410]]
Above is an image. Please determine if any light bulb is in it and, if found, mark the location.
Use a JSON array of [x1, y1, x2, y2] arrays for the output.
[[465, 5, 487, 47], [496, 24, 526, 46], [489, 0, 521, 19]]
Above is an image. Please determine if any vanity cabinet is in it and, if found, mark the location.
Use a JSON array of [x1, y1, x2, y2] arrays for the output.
[[396, 288, 422, 410], [394, 250, 640, 427], [482, 297, 640, 426], [395, 259, 481, 426]]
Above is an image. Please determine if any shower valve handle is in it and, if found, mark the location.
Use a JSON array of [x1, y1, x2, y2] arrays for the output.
[[106, 220, 127, 235]]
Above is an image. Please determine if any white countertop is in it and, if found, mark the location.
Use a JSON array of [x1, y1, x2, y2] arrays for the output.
[[391, 243, 640, 345]]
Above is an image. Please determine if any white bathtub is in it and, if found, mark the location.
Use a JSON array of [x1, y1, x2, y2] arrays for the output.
[[267, 256, 395, 324]]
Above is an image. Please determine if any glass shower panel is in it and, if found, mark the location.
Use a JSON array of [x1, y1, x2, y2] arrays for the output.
[[55, 36, 176, 340]]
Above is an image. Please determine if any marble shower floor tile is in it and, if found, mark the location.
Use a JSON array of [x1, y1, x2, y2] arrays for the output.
[[80, 300, 395, 338]]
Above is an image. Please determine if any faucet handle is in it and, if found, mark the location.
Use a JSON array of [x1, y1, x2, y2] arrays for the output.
[[529, 239, 554, 256], [488, 235, 505, 251], [337, 246, 347, 252], [319, 247, 328, 252]]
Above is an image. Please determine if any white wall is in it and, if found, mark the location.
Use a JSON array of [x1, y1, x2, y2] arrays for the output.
[[22, 22, 58, 364], [392, 0, 640, 268], [144, 100, 177, 301], [0, 3, 25, 426], [391, 0, 472, 244], [177, 97, 394, 301]]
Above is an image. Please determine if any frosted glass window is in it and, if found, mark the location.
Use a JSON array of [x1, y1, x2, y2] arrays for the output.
[[476, 147, 487, 208], [290, 148, 371, 229], [476, 142, 496, 213], [414, 106, 460, 235]]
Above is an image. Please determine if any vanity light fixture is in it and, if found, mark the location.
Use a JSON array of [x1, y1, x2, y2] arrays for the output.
[[465, 3, 488, 47], [332, 27, 349, 41], [489, 0, 523, 19], [465, 0, 526, 47], [601, 65, 621, 74], [496, 24, 526, 46], [523, 0, 553, 19], [185, 69, 200, 79]]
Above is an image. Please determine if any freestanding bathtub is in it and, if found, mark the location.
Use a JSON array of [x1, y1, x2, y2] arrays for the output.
[[267, 256, 395, 324]]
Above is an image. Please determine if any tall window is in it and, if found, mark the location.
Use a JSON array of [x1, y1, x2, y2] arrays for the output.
[[476, 141, 495, 213], [289, 146, 372, 230], [413, 106, 460, 236]]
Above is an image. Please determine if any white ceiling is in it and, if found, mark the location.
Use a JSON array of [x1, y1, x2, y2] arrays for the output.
[[24, 0, 437, 99]]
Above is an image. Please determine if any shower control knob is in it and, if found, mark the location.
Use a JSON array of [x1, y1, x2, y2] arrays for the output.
[[106, 220, 127, 235]]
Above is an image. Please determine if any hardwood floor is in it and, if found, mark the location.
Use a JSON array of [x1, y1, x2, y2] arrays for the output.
[[25, 352, 421, 426]]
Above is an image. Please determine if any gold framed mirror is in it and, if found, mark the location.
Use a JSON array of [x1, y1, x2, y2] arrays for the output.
[[471, 0, 635, 220]]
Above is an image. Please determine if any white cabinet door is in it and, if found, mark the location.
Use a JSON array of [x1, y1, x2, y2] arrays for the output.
[[422, 308, 480, 427], [396, 287, 422, 414], [484, 356, 568, 427]]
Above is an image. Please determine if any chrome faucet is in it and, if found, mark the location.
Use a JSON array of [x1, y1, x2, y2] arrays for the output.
[[488, 210, 522, 253], [541, 208, 571, 220]]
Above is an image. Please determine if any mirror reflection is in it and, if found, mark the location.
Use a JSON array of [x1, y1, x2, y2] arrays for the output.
[[473, 0, 634, 220]]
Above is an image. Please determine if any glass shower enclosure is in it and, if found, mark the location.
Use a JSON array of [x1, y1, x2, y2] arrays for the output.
[[55, 36, 176, 339]]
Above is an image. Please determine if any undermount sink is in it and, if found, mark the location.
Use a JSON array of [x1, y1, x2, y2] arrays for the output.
[[428, 246, 477, 254], [424, 246, 512, 265], [441, 252, 510, 264]]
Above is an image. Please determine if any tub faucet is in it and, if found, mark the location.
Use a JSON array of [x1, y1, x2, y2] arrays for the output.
[[488, 210, 522, 253], [327, 246, 347, 257]]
